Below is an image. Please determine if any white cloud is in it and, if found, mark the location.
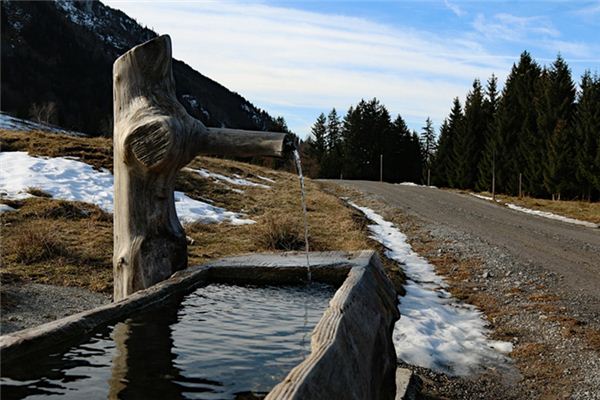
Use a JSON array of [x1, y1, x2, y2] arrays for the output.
[[105, 1, 512, 136], [444, 0, 466, 17], [473, 13, 560, 42], [572, 1, 600, 16]]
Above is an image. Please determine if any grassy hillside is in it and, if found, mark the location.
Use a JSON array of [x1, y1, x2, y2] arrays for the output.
[[0, 130, 389, 294]]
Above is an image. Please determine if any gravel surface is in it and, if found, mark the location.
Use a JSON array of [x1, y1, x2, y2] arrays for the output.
[[327, 181, 600, 400], [0, 283, 110, 334]]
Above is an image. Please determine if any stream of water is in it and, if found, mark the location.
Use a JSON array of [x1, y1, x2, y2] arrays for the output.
[[292, 149, 311, 282]]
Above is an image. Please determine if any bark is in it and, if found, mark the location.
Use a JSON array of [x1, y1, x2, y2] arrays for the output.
[[112, 34, 292, 301]]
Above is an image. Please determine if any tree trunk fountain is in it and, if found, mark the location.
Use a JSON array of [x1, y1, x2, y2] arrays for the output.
[[112, 34, 294, 301]]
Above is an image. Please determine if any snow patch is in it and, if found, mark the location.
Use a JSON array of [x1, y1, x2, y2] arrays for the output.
[[192, 168, 270, 189], [506, 203, 598, 228], [350, 202, 513, 376], [182, 94, 199, 109], [470, 193, 499, 202], [0, 204, 17, 213], [0, 152, 254, 225], [256, 175, 276, 183], [0, 113, 85, 136], [470, 192, 598, 228], [398, 182, 437, 188]]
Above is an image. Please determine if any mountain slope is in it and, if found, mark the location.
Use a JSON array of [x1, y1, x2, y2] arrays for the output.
[[1, 0, 277, 135]]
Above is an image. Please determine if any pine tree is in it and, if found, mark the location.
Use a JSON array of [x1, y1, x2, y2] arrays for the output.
[[432, 118, 451, 186], [455, 79, 485, 189], [541, 55, 577, 198], [420, 117, 436, 184], [309, 113, 327, 173], [573, 71, 600, 200], [477, 74, 500, 192], [494, 52, 541, 194], [321, 108, 343, 178], [445, 97, 464, 188], [326, 108, 341, 151]]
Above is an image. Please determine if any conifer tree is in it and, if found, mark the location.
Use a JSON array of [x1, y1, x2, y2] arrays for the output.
[[477, 74, 500, 192], [494, 52, 541, 194], [432, 118, 451, 186], [420, 117, 436, 183], [541, 55, 577, 198], [573, 71, 600, 200], [441, 97, 464, 188], [309, 113, 327, 171], [320, 108, 343, 178], [455, 79, 485, 189]]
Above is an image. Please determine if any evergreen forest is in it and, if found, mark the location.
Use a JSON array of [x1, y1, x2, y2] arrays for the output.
[[302, 52, 600, 201]]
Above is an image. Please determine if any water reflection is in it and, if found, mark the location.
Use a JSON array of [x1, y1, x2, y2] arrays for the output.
[[1, 284, 335, 400]]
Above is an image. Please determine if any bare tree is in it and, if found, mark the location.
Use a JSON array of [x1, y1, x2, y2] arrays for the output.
[[29, 101, 58, 124]]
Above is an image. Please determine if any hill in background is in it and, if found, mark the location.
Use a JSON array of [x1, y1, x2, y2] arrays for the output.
[[1, 0, 279, 135]]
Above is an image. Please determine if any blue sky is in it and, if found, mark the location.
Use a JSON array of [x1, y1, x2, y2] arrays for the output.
[[105, 0, 600, 138]]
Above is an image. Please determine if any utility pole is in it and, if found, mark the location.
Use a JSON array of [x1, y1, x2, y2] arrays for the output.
[[492, 149, 496, 201], [518, 173, 522, 199], [380, 154, 383, 182]]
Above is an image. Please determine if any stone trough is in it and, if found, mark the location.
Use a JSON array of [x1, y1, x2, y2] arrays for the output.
[[0, 250, 400, 400]]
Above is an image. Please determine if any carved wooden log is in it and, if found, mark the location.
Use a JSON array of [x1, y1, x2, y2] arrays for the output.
[[113, 34, 292, 301]]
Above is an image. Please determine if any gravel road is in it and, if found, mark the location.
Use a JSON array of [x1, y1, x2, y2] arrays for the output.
[[326, 180, 600, 399], [336, 180, 600, 312]]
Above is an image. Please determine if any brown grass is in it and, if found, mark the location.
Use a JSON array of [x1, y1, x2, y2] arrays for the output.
[[1, 129, 374, 295], [0, 130, 113, 171], [11, 225, 72, 264], [255, 215, 307, 251]]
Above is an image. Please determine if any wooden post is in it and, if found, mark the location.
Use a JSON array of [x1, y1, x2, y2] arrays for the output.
[[518, 173, 522, 199], [112, 35, 293, 301], [379, 154, 383, 182], [427, 168, 431, 187], [492, 149, 496, 201]]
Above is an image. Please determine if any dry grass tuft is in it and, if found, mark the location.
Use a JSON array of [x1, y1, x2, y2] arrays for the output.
[[256, 214, 307, 251], [11, 225, 72, 264]]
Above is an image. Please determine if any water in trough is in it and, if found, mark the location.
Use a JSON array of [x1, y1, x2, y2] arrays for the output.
[[1, 283, 336, 399]]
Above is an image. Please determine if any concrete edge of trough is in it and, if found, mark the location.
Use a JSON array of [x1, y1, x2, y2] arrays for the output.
[[0, 251, 371, 364]]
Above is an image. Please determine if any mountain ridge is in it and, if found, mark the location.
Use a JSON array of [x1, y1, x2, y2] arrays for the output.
[[1, 0, 279, 135]]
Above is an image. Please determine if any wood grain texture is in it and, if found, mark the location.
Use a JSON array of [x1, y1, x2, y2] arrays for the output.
[[112, 35, 292, 301]]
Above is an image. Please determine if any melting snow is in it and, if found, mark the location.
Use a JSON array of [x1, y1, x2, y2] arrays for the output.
[[0, 204, 17, 213], [256, 175, 276, 183], [470, 193, 597, 228], [398, 182, 437, 188], [506, 203, 598, 228], [192, 168, 271, 189], [350, 202, 513, 376], [470, 193, 501, 202], [0, 113, 85, 136], [0, 152, 254, 225]]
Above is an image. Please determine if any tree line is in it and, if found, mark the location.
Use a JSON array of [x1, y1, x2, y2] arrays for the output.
[[303, 52, 600, 201], [302, 99, 425, 183]]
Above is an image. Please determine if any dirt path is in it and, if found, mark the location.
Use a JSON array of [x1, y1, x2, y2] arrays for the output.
[[334, 180, 600, 313]]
